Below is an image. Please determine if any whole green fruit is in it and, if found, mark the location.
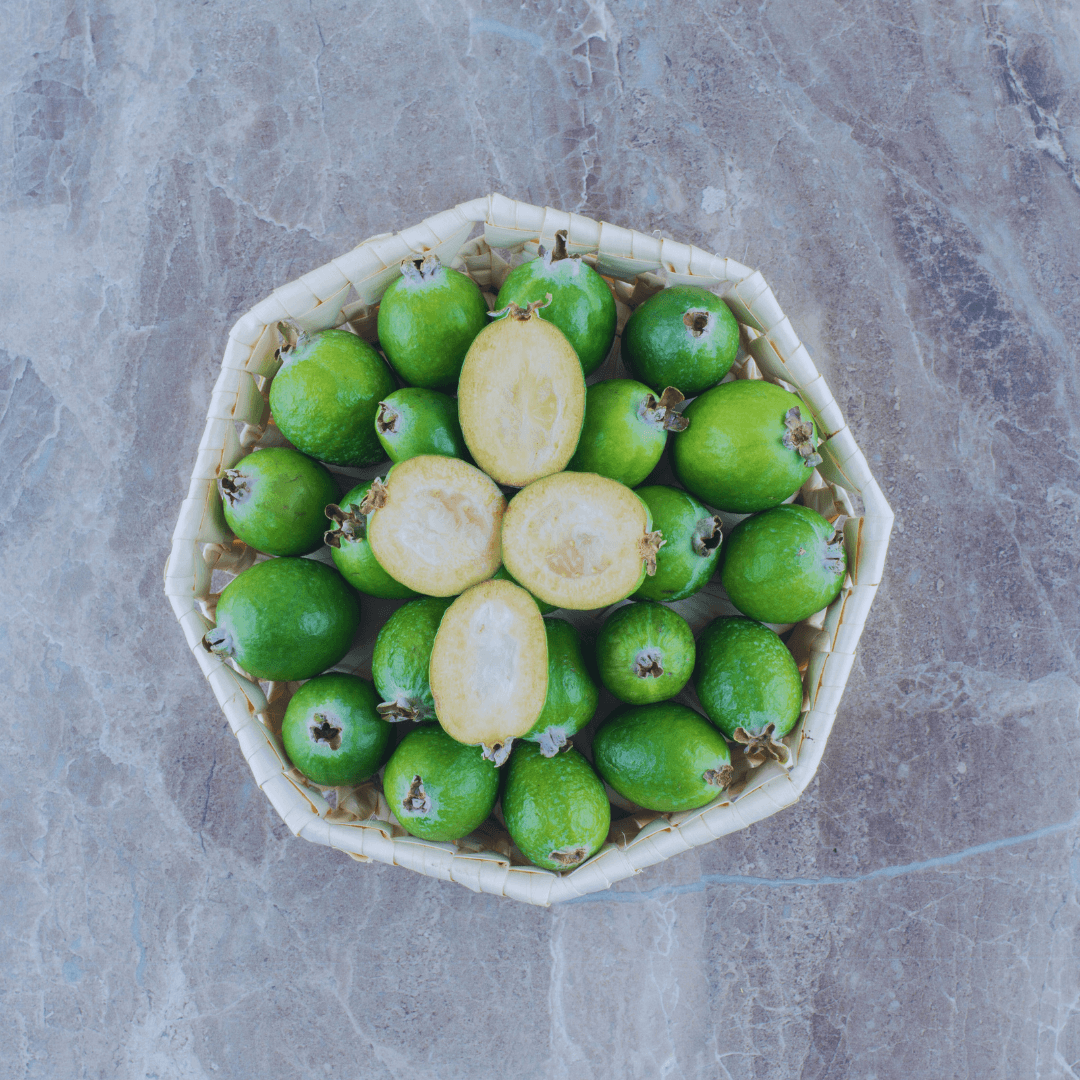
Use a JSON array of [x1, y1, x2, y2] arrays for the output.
[[203, 558, 360, 681], [595, 602, 696, 704], [522, 619, 600, 756], [371, 596, 454, 721], [375, 387, 467, 463]]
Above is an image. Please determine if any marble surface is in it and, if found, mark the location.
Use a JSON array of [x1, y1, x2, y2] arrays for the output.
[[3, 0, 1080, 1076]]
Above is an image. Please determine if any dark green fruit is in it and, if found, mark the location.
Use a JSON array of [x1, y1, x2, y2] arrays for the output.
[[593, 702, 733, 812], [203, 558, 360, 681], [721, 504, 846, 624], [695, 617, 802, 766], [382, 724, 499, 841], [324, 481, 418, 600], [281, 673, 392, 786], [621, 285, 739, 396], [595, 602, 695, 704], [218, 447, 338, 556], [495, 233, 617, 377], [269, 327, 395, 467], [371, 596, 454, 721], [631, 485, 723, 603], [375, 387, 467, 463], [376, 254, 489, 389], [523, 619, 600, 756], [502, 743, 610, 871], [567, 380, 688, 488], [672, 380, 822, 513]]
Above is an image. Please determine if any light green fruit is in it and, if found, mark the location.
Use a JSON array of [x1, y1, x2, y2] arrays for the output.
[[382, 724, 499, 841], [370, 596, 453, 721], [596, 602, 696, 704], [523, 619, 600, 756], [502, 743, 610, 871], [375, 387, 467, 463]]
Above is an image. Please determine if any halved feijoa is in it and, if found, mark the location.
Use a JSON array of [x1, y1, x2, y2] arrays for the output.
[[382, 724, 499, 841], [694, 617, 803, 767], [523, 618, 600, 756], [281, 673, 392, 786], [324, 481, 418, 599], [502, 743, 610, 871], [593, 702, 733, 812], [428, 579, 548, 765], [363, 455, 506, 597], [371, 596, 454, 722], [502, 472, 663, 611], [596, 602, 696, 704], [219, 446, 339, 557], [202, 557, 360, 681], [457, 303, 585, 487], [375, 387, 467, 464], [631, 485, 723, 603]]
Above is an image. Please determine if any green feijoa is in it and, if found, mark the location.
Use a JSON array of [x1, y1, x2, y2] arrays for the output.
[[377, 254, 489, 389], [721, 504, 847, 624], [672, 380, 822, 513], [596, 602, 695, 705], [593, 702, 733, 812], [631, 485, 723, 603], [491, 566, 556, 614], [382, 724, 499, 841], [218, 447, 339, 557], [495, 232, 617, 377], [621, 285, 739, 397], [523, 619, 600, 756], [371, 596, 454, 721], [202, 558, 360, 681], [566, 379, 688, 488], [324, 481, 418, 600], [375, 387, 467, 464], [281, 673, 392, 786], [695, 617, 802, 767], [502, 743, 610, 871], [269, 327, 395, 467]]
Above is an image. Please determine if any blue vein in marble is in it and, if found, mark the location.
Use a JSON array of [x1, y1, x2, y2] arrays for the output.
[[564, 806, 1080, 904], [469, 18, 546, 50]]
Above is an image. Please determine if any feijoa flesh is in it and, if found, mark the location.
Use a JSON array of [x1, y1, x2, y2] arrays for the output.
[[491, 566, 557, 614], [382, 724, 499, 842], [281, 673, 392, 786], [371, 595, 454, 722], [218, 446, 338, 556], [596, 602, 696, 705], [502, 743, 610, 871], [695, 617, 802, 767], [375, 387, 467, 464], [203, 557, 360, 681], [721, 503, 847, 624], [593, 702, 733, 812]]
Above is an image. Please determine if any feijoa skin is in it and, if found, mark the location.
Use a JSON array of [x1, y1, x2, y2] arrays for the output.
[[721, 504, 847, 624], [495, 238, 617, 377], [502, 743, 610, 871], [269, 328, 395, 467], [695, 618, 802, 766], [621, 285, 739, 397], [371, 596, 454, 722], [203, 558, 361, 681], [376, 255, 489, 389], [631, 485, 723, 603], [382, 724, 499, 842], [281, 673, 392, 787], [523, 619, 600, 756], [593, 702, 733, 812], [218, 447, 339, 557], [672, 380, 822, 513], [596, 602, 696, 704], [324, 481, 418, 600], [375, 387, 467, 464], [567, 380, 688, 488]]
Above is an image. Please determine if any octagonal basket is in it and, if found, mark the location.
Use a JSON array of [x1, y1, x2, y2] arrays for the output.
[[164, 193, 894, 906]]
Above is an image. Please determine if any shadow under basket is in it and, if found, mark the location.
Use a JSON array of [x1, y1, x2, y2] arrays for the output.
[[164, 194, 894, 906]]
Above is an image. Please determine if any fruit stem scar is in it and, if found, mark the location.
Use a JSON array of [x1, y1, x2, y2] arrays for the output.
[[692, 516, 724, 556], [732, 723, 792, 768], [536, 728, 568, 757], [781, 407, 823, 468], [202, 626, 233, 657], [275, 319, 302, 356], [399, 252, 442, 284], [323, 502, 367, 548], [639, 386, 690, 432], [403, 775, 432, 814], [481, 740, 514, 767], [683, 310, 712, 337], [218, 469, 250, 507], [703, 764, 735, 788], [309, 713, 342, 750], [376, 401, 400, 434], [551, 229, 570, 261], [549, 845, 588, 867], [376, 693, 423, 723], [358, 478, 388, 515], [633, 647, 665, 678], [490, 294, 553, 321], [640, 530, 666, 576]]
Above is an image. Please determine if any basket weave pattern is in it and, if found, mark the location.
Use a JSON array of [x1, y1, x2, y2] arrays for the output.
[[165, 194, 894, 906]]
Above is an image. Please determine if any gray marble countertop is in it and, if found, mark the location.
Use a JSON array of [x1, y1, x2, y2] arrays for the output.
[[4, 1, 1079, 1077]]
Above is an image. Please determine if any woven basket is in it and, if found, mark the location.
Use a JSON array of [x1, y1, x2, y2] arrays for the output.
[[164, 194, 894, 906]]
